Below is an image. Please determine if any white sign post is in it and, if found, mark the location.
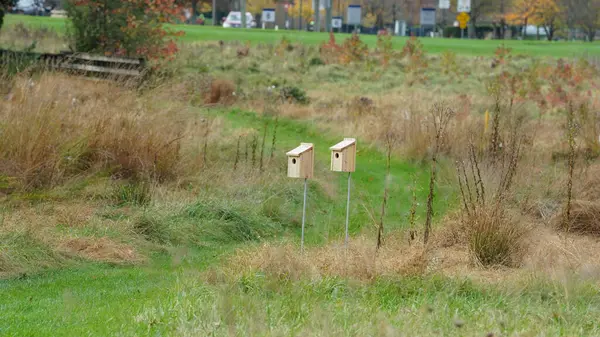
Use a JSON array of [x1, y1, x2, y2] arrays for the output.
[[347, 5, 361, 30], [420, 8, 436, 37], [457, 0, 471, 12], [439, 0, 450, 9], [332, 16, 342, 29], [262, 8, 276, 24]]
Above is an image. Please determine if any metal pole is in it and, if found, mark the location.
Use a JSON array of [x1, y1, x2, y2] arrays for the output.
[[344, 172, 351, 249], [301, 178, 308, 252], [299, 0, 303, 30], [315, 0, 321, 32], [212, 0, 217, 26], [241, 0, 247, 28]]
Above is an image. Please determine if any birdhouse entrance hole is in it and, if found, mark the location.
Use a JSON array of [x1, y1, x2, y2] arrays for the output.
[[335, 153, 340, 158], [292, 158, 297, 164]]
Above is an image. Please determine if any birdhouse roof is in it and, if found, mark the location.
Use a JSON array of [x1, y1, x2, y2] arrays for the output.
[[286, 143, 313, 156], [330, 138, 356, 151]]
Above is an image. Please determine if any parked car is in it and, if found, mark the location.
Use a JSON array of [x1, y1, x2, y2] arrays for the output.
[[11, 1, 52, 16], [222, 11, 255, 28]]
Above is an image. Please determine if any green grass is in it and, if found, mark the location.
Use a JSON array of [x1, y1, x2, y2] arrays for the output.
[[5, 14, 600, 57], [209, 108, 455, 245], [2, 260, 600, 336]]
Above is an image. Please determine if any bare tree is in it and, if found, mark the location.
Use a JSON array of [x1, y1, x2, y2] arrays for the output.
[[376, 113, 401, 250], [563, 0, 600, 41]]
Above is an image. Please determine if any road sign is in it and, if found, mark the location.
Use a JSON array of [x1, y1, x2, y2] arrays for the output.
[[420, 8, 436, 26], [332, 16, 342, 29], [457, 12, 470, 29], [439, 0, 450, 9], [457, 0, 471, 12], [457, 12, 470, 21], [262, 8, 275, 23], [347, 5, 361, 25]]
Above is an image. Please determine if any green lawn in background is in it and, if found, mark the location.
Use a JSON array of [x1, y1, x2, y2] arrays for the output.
[[4, 14, 600, 57]]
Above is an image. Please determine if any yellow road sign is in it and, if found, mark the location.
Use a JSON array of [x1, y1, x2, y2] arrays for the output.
[[457, 12, 470, 29], [457, 12, 470, 21]]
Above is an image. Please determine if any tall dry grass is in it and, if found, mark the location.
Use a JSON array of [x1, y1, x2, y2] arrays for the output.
[[0, 73, 202, 190], [219, 235, 427, 282]]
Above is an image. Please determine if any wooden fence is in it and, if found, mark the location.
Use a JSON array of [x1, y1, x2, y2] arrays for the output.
[[0, 49, 147, 81]]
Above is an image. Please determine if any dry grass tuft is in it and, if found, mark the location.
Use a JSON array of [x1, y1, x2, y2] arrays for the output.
[[59, 237, 140, 263], [465, 208, 530, 267], [0, 73, 200, 189], [554, 200, 600, 236], [222, 236, 428, 282]]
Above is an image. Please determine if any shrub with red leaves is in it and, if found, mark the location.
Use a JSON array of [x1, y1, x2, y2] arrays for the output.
[[65, 0, 184, 60]]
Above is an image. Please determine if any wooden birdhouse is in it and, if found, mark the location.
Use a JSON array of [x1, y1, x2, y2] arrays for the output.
[[330, 138, 356, 172], [286, 143, 314, 179]]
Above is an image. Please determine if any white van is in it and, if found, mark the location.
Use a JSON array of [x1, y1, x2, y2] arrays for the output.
[[222, 12, 256, 28]]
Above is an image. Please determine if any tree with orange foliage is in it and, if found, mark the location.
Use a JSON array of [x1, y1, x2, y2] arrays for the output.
[[505, 0, 537, 37], [530, 0, 564, 41]]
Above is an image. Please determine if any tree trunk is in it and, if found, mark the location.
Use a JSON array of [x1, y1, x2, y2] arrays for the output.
[[588, 29, 596, 42], [544, 23, 554, 41], [0, 9, 5, 32], [376, 12, 384, 30], [212, 0, 217, 26], [191, 0, 198, 24], [468, 17, 476, 39], [325, 1, 332, 32]]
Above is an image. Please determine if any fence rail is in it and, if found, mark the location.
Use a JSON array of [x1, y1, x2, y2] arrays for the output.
[[0, 49, 147, 81]]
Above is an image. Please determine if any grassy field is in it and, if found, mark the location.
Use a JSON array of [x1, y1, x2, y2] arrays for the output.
[[4, 14, 600, 57], [2, 13, 600, 337]]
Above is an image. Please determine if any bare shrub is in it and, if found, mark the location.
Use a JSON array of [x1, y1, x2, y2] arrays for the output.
[[376, 113, 401, 249], [205, 78, 235, 105], [237, 46, 250, 58], [456, 139, 530, 267], [424, 103, 455, 244]]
